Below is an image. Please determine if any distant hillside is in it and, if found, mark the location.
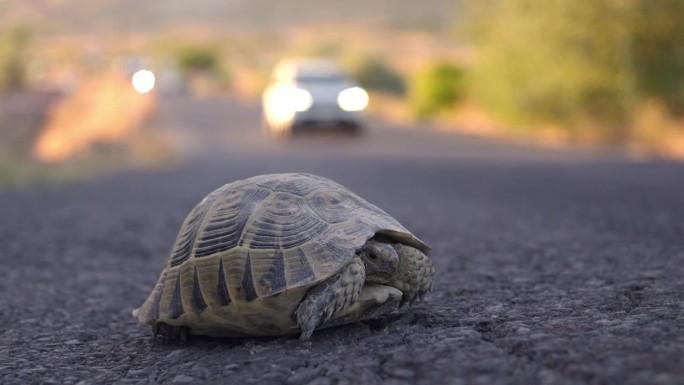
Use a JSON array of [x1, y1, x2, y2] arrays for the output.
[[0, 0, 461, 34]]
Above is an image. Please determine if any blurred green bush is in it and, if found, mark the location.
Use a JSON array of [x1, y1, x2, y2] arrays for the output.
[[352, 56, 406, 96], [173, 44, 234, 94], [409, 62, 465, 118], [0, 27, 30, 90], [176, 45, 219, 73], [462, 0, 684, 140]]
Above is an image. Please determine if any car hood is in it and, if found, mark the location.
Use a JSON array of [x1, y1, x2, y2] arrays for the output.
[[297, 81, 356, 104]]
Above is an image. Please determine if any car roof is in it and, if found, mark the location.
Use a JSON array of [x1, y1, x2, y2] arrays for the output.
[[272, 58, 344, 81]]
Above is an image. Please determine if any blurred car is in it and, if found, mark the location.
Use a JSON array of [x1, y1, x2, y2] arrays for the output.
[[262, 58, 369, 138]]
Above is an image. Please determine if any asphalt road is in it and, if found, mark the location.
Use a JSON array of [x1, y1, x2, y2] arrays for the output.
[[2, 96, 683, 384]]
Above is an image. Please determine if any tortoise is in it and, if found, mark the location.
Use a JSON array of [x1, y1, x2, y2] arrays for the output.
[[133, 173, 434, 340]]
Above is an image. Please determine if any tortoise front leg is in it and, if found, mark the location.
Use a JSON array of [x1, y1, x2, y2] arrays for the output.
[[295, 257, 365, 340], [389, 243, 435, 306], [319, 283, 402, 329]]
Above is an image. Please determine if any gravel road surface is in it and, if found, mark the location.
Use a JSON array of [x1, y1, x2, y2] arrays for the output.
[[1, 96, 683, 384]]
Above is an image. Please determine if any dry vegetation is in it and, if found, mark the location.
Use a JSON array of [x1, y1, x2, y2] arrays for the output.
[[0, 73, 174, 187], [34, 75, 155, 162]]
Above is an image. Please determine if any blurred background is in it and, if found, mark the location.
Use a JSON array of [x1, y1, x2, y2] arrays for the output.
[[1, 0, 684, 186]]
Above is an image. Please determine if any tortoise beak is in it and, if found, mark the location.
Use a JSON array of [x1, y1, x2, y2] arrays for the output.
[[366, 272, 392, 284]]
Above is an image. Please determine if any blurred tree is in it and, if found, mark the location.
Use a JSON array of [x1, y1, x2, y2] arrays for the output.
[[176, 46, 218, 73], [175, 45, 231, 96], [0, 27, 30, 90], [631, 1, 684, 114], [352, 56, 406, 96], [410, 61, 465, 118], [462, 0, 684, 139]]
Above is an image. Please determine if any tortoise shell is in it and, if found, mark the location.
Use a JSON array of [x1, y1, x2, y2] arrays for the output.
[[134, 173, 429, 333]]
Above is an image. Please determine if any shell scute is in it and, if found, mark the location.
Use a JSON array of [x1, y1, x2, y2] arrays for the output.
[[194, 187, 271, 257]]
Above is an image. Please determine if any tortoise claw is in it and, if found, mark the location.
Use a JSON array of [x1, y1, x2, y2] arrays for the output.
[[400, 285, 430, 308], [418, 286, 430, 301]]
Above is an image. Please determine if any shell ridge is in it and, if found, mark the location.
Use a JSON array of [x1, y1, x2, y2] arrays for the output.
[[133, 269, 166, 325], [168, 190, 222, 267], [241, 252, 258, 301], [195, 187, 271, 258], [240, 191, 327, 250], [169, 271, 184, 319], [258, 249, 287, 295], [192, 265, 208, 311], [293, 247, 316, 283], [216, 258, 232, 306]]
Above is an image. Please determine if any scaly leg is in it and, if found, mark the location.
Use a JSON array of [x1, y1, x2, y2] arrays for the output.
[[319, 283, 402, 329], [389, 243, 435, 306], [295, 257, 365, 340]]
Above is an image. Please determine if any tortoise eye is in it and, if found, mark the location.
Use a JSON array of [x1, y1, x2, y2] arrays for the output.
[[369, 252, 378, 260]]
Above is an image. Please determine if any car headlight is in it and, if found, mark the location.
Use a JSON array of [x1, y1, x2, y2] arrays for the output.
[[264, 86, 313, 122], [283, 88, 313, 112], [337, 87, 369, 112], [131, 69, 156, 94]]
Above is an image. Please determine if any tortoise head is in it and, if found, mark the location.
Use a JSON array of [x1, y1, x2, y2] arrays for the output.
[[357, 239, 399, 284]]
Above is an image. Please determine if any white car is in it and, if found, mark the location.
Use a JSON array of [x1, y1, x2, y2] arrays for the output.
[[262, 58, 369, 138]]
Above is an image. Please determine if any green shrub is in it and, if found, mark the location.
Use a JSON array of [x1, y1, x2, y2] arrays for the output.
[[0, 27, 30, 90], [352, 56, 406, 96], [176, 46, 219, 73], [631, 1, 684, 115], [409, 62, 465, 118], [461, 0, 684, 140]]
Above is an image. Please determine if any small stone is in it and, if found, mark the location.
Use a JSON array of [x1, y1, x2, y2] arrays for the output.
[[222, 363, 240, 375], [171, 374, 196, 384], [126, 368, 148, 378], [287, 367, 326, 385], [530, 332, 549, 339], [65, 339, 82, 345], [190, 364, 211, 379], [165, 349, 184, 360], [307, 378, 331, 385], [386, 367, 415, 380], [249, 345, 268, 355]]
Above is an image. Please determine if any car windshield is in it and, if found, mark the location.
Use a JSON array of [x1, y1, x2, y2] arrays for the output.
[[296, 74, 346, 84]]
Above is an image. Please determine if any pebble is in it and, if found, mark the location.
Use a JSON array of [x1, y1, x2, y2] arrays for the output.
[[287, 367, 326, 384], [307, 378, 331, 385], [222, 363, 240, 375], [165, 349, 184, 360], [126, 368, 148, 378], [190, 364, 211, 379], [386, 367, 415, 380], [171, 374, 196, 384]]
